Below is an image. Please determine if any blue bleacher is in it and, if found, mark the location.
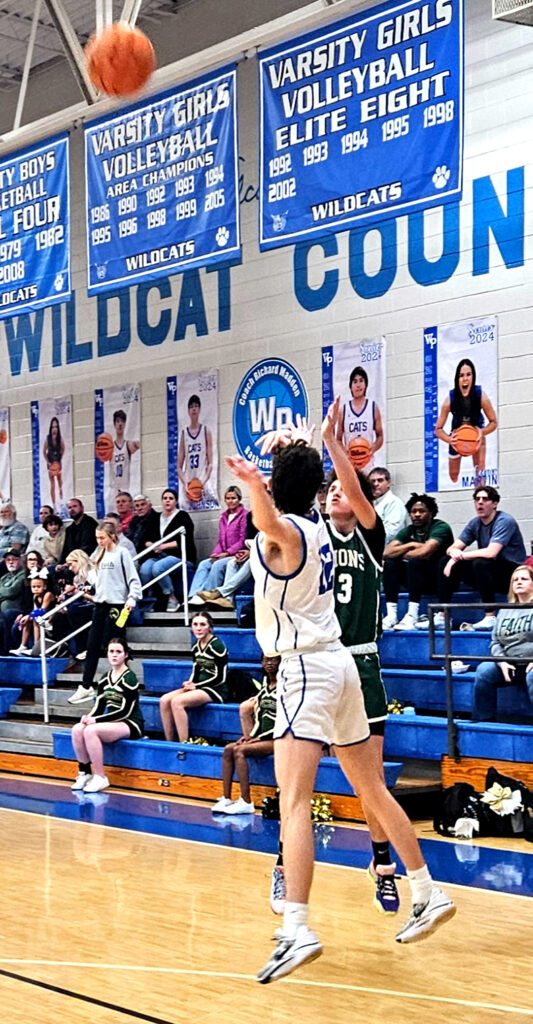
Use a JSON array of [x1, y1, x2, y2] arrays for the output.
[[143, 659, 261, 693], [0, 656, 69, 687], [0, 688, 22, 715]]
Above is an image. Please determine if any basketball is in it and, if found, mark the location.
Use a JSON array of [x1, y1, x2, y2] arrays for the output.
[[450, 423, 482, 456], [48, 462, 61, 477], [95, 432, 114, 463], [85, 22, 156, 97], [0, 430, 7, 444], [186, 478, 204, 503], [347, 436, 372, 470]]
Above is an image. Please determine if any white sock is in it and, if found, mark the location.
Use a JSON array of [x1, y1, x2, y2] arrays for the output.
[[386, 602, 397, 618], [283, 901, 308, 938], [408, 601, 419, 619], [407, 864, 433, 906]]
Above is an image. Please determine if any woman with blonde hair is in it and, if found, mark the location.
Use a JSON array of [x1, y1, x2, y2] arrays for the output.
[[472, 564, 533, 721]]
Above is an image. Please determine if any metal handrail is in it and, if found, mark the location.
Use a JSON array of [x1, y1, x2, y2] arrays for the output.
[[36, 525, 190, 723]]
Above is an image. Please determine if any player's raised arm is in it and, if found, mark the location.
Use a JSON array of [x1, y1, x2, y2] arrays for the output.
[[321, 397, 376, 530]]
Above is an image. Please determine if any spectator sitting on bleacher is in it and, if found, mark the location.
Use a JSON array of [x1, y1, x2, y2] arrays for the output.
[[27, 505, 53, 558], [368, 467, 409, 545], [194, 509, 257, 611], [472, 565, 533, 721], [159, 611, 228, 742], [437, 486, 527, 630], [59, 499, 98, 563], [382, 494, 453, 629], [212, 654, 280, 815], [42, 514, 66, 565], [138, 488, 196, 612], [102, 513, 136, 557], [10, 569, 55, 657], [115, 491, 134, 533], [0, 550, 27, 654], [0, 501, 30, 558], [127, 494, 160, 551], [189, 487, 248, 605]]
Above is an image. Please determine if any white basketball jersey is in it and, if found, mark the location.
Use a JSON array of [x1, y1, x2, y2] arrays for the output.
[[342, 398, 376, 445], [250, 509, 340, 656], [182, 425, 208, 481], [110, 439, 131, 492]]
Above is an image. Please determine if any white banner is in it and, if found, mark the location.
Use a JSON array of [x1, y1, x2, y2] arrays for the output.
[[167, 369, 220, 511], [94, 384, 141, 517], [322, 337, 387, 473], [0, 408, 10, 500], [31, 397, 73, 518]]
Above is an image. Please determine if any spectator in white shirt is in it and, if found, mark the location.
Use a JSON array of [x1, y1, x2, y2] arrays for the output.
[[368, 468, 409, 545]]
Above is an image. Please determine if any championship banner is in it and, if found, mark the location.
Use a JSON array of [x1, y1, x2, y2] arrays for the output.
[[30, 396, 73, 520], [322, 339, 386, 474], [0, 408, 10, 501], [0, 134, 70, 318], [167, 370, 220, 511], [232, 358, 309, 475], [94, 384, 141, 518], [85, 65, 240, 294], [424, 316, 498, 493], [259, 0, 463, 249]]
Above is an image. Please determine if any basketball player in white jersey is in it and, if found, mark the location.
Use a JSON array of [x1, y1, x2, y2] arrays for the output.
[[178, 394, 215, 510], [109, 410, 140, 498], [338, 365, 384, 470], [226, 407, 455, 984]]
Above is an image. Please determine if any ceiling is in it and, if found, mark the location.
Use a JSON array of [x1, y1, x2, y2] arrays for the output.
[[0, 0, 182, 94]]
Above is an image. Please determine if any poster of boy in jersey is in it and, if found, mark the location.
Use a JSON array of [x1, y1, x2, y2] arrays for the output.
[[322, 338, 386, 473], [94, 384, 141, 518], [424, 317, 498, 493], [0, 408, 10, 501], [167, 370, 220, 512], [30, 397, 73, 519]]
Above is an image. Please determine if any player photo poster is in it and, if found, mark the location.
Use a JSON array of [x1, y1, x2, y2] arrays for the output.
[[94, 384, 141, 518], [167, 369, 220, 512], [30, 396, 73, 520], [424, 316, 498, 492], [0, 408, 10, 501], [322, 338, 387, 474]]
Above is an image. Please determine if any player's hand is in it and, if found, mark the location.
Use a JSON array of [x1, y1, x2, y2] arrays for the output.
[[321, 396, 342, 445], [256, 415, 316, 456], [225, 455, 264, 488]]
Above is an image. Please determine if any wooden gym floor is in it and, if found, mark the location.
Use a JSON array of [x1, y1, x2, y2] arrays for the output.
[[0, 776, 532, 1024]]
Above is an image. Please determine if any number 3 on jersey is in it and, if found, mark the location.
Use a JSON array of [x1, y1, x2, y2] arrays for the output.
[[318, 544, 334, 594]]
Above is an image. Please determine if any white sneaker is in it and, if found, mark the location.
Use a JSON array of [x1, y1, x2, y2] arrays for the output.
[[166, 596, 180, 612], [270, 866, 286, 915], [257, 926, 322, 984], [71, 772, 92, 791], [188, 594, 205, 607], [394, 613, 417, 631], [67, 685, 96, 705], [75, 651, 87, 661], [395, 886, 456, 943], [9, 645, 32, 656], [83, 774, 110, 793], [473, 615, 495, 630], [223, 797, 255, 815], [212, 796, 234, 812], [382, 613, 398, 630], [416, 612, 446, 630]]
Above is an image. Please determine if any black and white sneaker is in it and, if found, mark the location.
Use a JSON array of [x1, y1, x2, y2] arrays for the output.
[[257, 926, 322, 984], [395, 886, 456, 943]]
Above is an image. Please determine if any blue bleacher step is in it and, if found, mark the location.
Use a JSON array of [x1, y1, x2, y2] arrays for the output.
[[0, 656, 68, 687], [143, 659, 261, 693], [379, 630, 491, 667], [383, 667, 533, 719], [393, 590, 507, 626], [0, 688, 22, 716], [383, 714, 533, 763]]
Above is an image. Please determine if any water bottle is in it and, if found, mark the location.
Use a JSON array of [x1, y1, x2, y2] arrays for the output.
[[116, 605, 131, 628]]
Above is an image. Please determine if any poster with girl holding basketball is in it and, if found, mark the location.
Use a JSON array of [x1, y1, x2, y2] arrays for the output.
[[94, 385, 141, 518], [167, 370, 220, 512], [424, 316, 498, 492], [321, 338, 387, 474], [30, 397, 73, 520], [0, 408, 10, 501]]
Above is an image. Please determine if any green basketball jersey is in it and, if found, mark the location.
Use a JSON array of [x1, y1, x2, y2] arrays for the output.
[[326, 518, 385, 646]]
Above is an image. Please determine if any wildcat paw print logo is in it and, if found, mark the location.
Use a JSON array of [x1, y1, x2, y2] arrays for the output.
[[96, 263, 107, 280], [53, 273, 64, 292], [432, 165, 451, 190], [271, 211, 287, 232], [216, 226, 229, 247]]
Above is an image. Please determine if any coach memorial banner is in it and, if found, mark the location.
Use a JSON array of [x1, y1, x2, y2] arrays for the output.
[[31, 397, 73, 520], [85, 65, 240, 295], [259, 0, 463, 250], [232, 358, 309, 475], [0, 408, 10, 500], [94, 384, 141, 518], [0, 134, 70, 319], [424, 316, 498, 493], [167, 369, 220, 511], [322, 339, 387, 474]]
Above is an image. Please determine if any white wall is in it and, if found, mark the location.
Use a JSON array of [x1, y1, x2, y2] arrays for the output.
[[0, 1, 532, 557]]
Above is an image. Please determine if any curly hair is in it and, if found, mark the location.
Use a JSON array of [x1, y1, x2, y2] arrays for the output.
[[271, 444, 324, 516], [405, 492, 439, 518]]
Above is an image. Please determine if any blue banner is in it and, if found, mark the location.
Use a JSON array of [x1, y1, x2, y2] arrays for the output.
[[85, 65, 240, 294], [232, 359, 309, 474], [321, 345, 334, 473], [94, 389, 105, 519], [423, 325, 439, 492], [259, 0, 463, 249], [30, 402, 41, 521], [167, 376, 178, 491], [0, 134, 70, 319]]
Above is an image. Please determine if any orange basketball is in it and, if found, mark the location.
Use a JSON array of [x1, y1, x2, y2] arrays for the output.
[[450, 423, 482, 456], [49, 461, 61, 477], [0, 429, 7, 444], [186, 478, 204, 503], [85, 22, 156, 97], [95, 432, 114, 463], [347, 436, 372, 470]]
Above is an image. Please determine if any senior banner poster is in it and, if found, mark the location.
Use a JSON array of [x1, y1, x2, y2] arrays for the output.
[[94, 385, 141, 518], [167, 370, 220, 512], [322, 339, 386, 473], [424, 317, 498, 493], [0, 133, 70, 318], [259, 0, 463, 249], [0, 408, 10, 500], [30, 397, 73, 520], [85, 64, 240, 294]]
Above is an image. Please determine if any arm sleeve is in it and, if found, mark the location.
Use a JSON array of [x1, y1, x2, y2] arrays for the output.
[[393, 525, 411, 545], [121, 549, 143, 603], [459, 519, 476, 547], [211, 515, 226, 557], [490, 514, 514, 547]]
